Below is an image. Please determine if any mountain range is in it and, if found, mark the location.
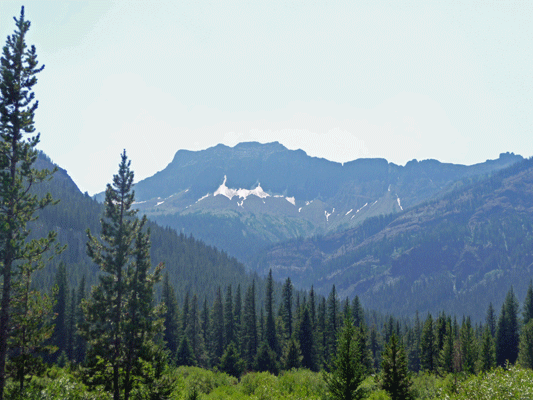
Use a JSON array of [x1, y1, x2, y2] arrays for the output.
[[130, 142, 522, 264]]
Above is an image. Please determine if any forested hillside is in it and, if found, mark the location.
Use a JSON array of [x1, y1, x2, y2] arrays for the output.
[[31, 153, 269, 306], [254, 158, 533, 319]]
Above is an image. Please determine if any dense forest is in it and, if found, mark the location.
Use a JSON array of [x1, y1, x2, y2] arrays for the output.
[[2, 6, 533, 400]]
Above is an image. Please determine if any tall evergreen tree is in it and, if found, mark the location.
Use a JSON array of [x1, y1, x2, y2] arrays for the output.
[[523, 280, 533, 326], [326, 285, 340, 362], [242, 281, 258, 369], [381, 334, 412, 400], [325, 317, 365, 400], [50, 262, 68, 361], [161, 272, 179, 356], [298, 305, 315, 370], [478, 325, 495, 372], [495, 287, 520, 366], [518, 319, 533, 369], [351, 296, 364, 328], [420, 314, 436, 372], [458, 317, 477, 374], [265, 270, 278, 355], [0, 8, 60, 399], [281, 277, 293, 340], [210, 287, 224, 365], [80, 151, 163, 400], [73, 276, 86, 364], [224, 285, 235, 348], [486, 303, 496, 338]]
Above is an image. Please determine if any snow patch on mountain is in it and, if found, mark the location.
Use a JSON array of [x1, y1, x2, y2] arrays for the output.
[[286, 197, 296, 206], [396, 196, 403, 211], [346, 209, 353, 215], [197, 193, 210, 203], [156, 201, 164, 206], [214, 175, 270, 201]]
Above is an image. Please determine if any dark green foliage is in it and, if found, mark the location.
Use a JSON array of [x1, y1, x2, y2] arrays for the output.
[[281, 278, 293, 340], [298, 306, 315, 371], [325, 317, 365, 400], [223, 285, 234, 348], [459, 317, 477, 374], [326, 285, 340, 365], [486, 303, 496, 337], [420, 314, 436, 372], [254, 342, 278, 374], [242, 281, 258, 369], [478, 325, 495, 372], [218, 342, 243, 378], [0, 7, 60, 399], [210, 287, 224, 365], [176, 337, 195, 367], [50, 263, 68, 362], [381, 333, 412, 400], [80, 151, 163, 400], [518, 319, 533, 369], [282, 338, 302, 370], [495, 287, 519, 366], [265, 270, 278, 355], [161, 273, 179, 355], [523, 280, 533, 326]]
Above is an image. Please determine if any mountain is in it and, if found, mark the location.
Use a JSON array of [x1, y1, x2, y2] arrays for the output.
[[31, 152, 269, 305], [252, 158, 533, 319], [130, 141, 522, 262]]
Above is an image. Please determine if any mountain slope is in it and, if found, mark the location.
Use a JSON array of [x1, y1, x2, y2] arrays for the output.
[[252, 158, 533, 318], [130, 142, 522, 262], [31, 153, 268, 305]]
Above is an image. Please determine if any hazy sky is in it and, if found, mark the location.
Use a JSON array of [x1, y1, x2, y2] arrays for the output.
[[1, 1, 531, 194]]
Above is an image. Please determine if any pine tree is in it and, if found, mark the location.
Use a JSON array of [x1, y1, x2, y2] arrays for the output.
[[486, 303, 496, 337], [281, 277, 293, 340], [478, 325, 495, 372], [0, 8, 60, 399], [161, 273, 179, 356], [420, 314, 436, 372], [254, 341, 278, 374], [351, 296, 364, 328], [381, 334, 412, 400], [459, 317, 477, 374], [73, 276, 86, 364], [325, 317, 365, 400], [224, 285, 235, 348], [265, 270, 279, 355], [210, 287, 224, 365], [282, 338, 302, 370], [50, 262, 69, 361], [518, 319, 533, 369], [80, 151, 163, 400], [523, 280, 533, 326], [219, 342, 244, 377], [326, 285, 340, 364], [495, 287, 520, 366], [242, 281, 258, 369], [298, 305, 315, 370], [176, 336, 195, 367]]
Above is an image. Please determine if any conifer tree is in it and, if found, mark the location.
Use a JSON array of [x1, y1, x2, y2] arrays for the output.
[[161, 273, 179, 356], [0, 8, 60, 399], [254, 341, 278, 374], [298, 305, 315, 370], [325, 316, 365, 400], [265, 270, 279, 355], [219, 342, 243, 377], [242, 281, 258, 369], [281, 277, 293, 340], [326, 285, 340, 362], [523, 280, 533, 326], [210, 287, 224, 365], [381, 334, 412, 400], [486, 303, 496, 337], [420, 314, 436, 372], [518, 319, 533, 369], [80, 151, 163, 400], [351, 296, 364, 328], [495, 287, 519, 366], [50, 262, 68, 361], [459, 317, 477, 374], [478, 325, 495, 372], [73, 276, 86, 364], [282, 338, 302, 370], [224, 285, 234, 348]]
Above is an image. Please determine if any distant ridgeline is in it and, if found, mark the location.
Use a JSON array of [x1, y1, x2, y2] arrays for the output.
[[126, 142, 522, 264], [254, 157, 533, 319]]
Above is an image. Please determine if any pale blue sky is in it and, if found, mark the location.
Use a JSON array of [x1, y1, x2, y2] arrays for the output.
[[1, 0, 531, 194]]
